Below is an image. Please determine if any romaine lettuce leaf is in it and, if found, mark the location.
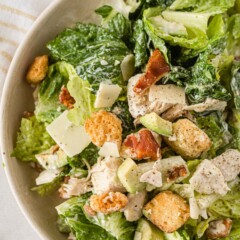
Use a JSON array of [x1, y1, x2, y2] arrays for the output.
[[186, 50, 231, 103], [35, 62, 69, 123], [231, 60, 240, 110], [195, 216, 218, 238], [66, 67, 95, 126], [132, 19, 148, 67], [11, 116, 55, 162], [47, 23, 130, 92], [31, 176, 63, 196], [85, 211, 136, 240], [56, 195, 115, 240], [143, 7, 209, 50], [227, 14, 240, 58], [68, 143, 99, 169], [169, 0, 235, 15], [196, 112, 232, 158], [229, 109, 240, 150], [209, 179, 240, 218], [95, 5, 132, 44], [110, 100, 134, 138]]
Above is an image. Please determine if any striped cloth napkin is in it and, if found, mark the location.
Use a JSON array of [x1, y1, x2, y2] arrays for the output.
[[0, 0, 53, 98]]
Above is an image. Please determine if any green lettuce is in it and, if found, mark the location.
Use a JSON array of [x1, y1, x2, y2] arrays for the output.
[[35, 62, 69, 123], [31, 176, 63, 196], [66, 65, 95, 126], [209, 179, 240, 218], [47, 23, 130, 92], [227, 14, 240, 58], [186, 50, 231, 103], [143, 7, 209, 50], [56, 195, 115, 240], [68, 143, 99, 169], [164, 228, 190, 240], [231, 60, 240, 110], [85, 211, 136, 240], [132, 20, 148, 67], [229, 109, 240, 150], [195, 216, 218, 238], [95, 5, 132, 44], [11, 116, 55, 162], [110, 100, 134, 138], [196, 113, 232, 158], [169, 0, 235, 14]]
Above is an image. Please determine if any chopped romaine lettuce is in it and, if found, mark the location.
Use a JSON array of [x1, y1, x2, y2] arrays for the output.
[[231, 60, 240, 109], [229, 109, 240, 150], [209, 179, 240, 218], [132, 20, 148, 67], [169, 0, 235, 14], [35, 62, 69, 123], [31, 176, 63, 196], [196, 216, 218, 238], [227, 14, 240, 58], [95, 5, 132, 44], [85, 211, 136, 240], [110, 100, 134, 138], [143, 7, 208, 50], [68, 143, 99, 169], [196, 112, 232, 158], [56, 195, 115, 240], [47, 23, 130, 92], [186, 50, 231, 103], [11, 116, 55, 162], [66, 67, 95, 126]]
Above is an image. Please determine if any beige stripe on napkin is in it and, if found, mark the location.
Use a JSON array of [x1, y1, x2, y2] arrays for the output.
[[0, 0, 52, 97]]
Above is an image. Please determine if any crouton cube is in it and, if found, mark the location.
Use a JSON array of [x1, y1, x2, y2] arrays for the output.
[[84, 110, 122, 148], [143, 191, 190, 233], [164, 119, 212, 159], [90, 192, 128, 214], [26, 55, 48, 83]]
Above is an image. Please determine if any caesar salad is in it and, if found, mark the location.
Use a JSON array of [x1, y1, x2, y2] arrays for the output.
[[12, 0, 240, 239]]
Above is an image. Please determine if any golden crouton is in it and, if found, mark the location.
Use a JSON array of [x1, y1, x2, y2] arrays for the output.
[[84, 110, 122, 148], [26, 55, 48, 84], [89, 192, 128, 214], [143, 191, 190, 233], [164, 119, 212, 159]]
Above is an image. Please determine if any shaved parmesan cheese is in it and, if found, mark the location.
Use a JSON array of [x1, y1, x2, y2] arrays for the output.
[[46, 111, 91, 157], [94, 82, 122, 108], [99, 142, 120, 157], [149, 84, 186, 105]]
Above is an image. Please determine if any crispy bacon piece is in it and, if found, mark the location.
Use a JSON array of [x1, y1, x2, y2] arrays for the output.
[[59, 86, 75, 109], [121, 129, 160, 161], [166, 166, 188, 182], [133, 49, 170, 94]]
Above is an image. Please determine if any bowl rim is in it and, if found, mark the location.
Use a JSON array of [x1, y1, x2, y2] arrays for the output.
[[0, 0, 65, 239]]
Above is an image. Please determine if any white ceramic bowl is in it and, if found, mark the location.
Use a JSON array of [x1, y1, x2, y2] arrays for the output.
[[0, 0, 118, 239]]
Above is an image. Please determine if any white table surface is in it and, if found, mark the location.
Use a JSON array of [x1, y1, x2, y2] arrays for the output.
[[0, 167, 40, 240]]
